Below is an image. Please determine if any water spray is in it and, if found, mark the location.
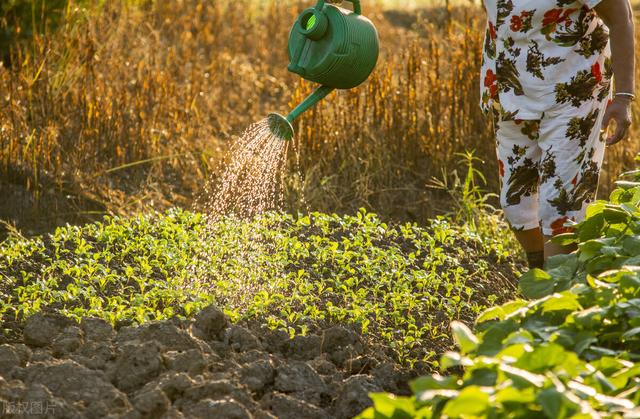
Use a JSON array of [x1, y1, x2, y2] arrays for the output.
[[268, 0, 380, 140]]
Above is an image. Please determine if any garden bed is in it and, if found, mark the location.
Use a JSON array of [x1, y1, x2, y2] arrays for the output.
[[0, 210, 520, 417]]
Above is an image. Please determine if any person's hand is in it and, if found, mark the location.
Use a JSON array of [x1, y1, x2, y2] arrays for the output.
[[603, 97, 633, 146]]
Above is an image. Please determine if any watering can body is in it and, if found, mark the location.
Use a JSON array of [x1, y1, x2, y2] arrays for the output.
[[287, 1, 380, 89], [268, 0, 379, 140]]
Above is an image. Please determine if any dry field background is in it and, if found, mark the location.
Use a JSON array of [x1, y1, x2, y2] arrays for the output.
[[0, 0, 638, 234]]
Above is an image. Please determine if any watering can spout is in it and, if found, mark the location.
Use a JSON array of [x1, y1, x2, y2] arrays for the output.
[[268, 85, 334, 141], [269, 0, 378, 141]]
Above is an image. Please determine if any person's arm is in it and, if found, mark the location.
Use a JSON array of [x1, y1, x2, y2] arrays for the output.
[[593, 0, 635, 145]]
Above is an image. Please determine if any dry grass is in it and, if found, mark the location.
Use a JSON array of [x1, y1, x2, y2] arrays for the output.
[[0, 0, 638, 232]]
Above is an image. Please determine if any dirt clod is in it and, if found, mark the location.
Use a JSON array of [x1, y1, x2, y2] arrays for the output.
[[226, 325, 263, 352], [132, 388, 170, 417], [275, 361, 327, 395], [23, 359, 131, 418], [182, 397, 252, 419], [81, 317, 115, 342], [266, 392, 330, 419], [52, 325, 83, 357], [193, 304, 229, 340], [155, 372, 196, 402], [116, 321, 203, 353], [163, 349, 209, 376], [322, 326, 360, 351], [239, 359, 275, 392], [0, 312, 414, 418], [0, 344, 21, 376], [333, 375, 381, 419], [109, 342, 164, 393], [23, 312, 74, 347]]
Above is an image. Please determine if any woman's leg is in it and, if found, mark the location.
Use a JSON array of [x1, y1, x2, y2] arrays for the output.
[[494, 117, 545, 269], [537, 99, 609, 255], [514, 228, 545, 269]]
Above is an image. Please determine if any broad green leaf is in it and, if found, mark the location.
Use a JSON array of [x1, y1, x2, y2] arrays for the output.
[[578, 213, 605, 242], [503, 330, 534, 345], [495, 386, 536, 404], [541, 292, 581, 313], [497, 343, 527, 359], [451, 321, 479, 354], [501, 300, 530, 317], [415, 389, 459, 403], [579, 240, 606, 261], [585, 254, 621, 275], [519, 269, 555, 299], [476, 319, 519, 356], [442, 386, 489, 417], [536, 388, 571, 419], [603, 206, 629, 224], [619, 275, 640, 298], [614, 180, 640, 190], [623, 236, 640, 255], [476, 306, 504, 323], [573, 332, 597, 356], [587, 201, 607, 217], [465, 367, 498, 387], [514, 344, 568, 373], [552, 233, 578, 246], [621, 327, 640, 341], [440, 352, 473, 370], [411, 375, 459, 392], [366, 393, 415, 418], [546, 254, 579, 290], [500, 364, 546, 388]]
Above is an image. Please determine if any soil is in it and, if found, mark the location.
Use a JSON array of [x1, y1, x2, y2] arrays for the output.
[[0, 306, 415, 419]]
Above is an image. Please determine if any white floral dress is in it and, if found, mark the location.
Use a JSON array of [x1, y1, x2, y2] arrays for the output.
[[481, 0, 613, 236]]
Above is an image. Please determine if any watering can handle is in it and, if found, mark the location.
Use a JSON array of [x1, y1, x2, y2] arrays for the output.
[[344, 0, 362, 14], [314, 0, 362, 15]]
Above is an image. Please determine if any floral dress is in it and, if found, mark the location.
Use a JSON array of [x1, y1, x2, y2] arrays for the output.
[[481, 0, 613, 236]]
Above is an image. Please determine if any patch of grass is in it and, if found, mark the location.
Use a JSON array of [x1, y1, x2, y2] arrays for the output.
[[0, 208, 519, 366]]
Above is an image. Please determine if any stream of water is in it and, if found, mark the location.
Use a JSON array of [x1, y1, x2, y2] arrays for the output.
[[199, 118, 290, 220]]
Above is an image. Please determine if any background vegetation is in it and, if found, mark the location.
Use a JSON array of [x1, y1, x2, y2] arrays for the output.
[[2, 0, 637, 237]]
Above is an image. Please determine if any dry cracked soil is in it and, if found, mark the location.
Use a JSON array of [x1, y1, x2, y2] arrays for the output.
[[0, 306, 413, 419]]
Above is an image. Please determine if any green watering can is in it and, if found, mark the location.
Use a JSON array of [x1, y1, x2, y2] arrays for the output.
[[268, 0, 380, 140]]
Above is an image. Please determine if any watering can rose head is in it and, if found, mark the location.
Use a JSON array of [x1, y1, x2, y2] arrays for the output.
[[268, 0, 379, 141]]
